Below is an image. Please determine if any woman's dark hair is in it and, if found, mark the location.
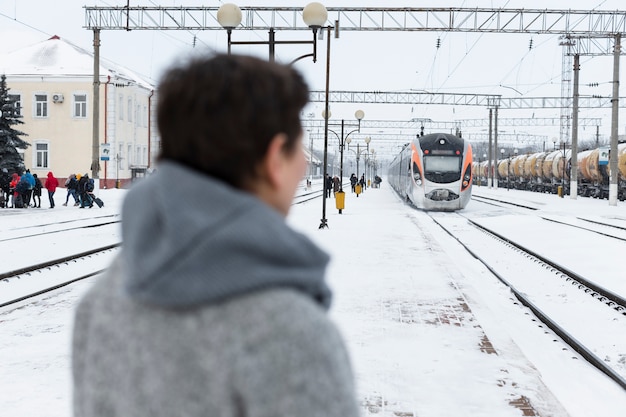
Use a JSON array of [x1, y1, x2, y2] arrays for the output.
[[157, 53, 309, 188]]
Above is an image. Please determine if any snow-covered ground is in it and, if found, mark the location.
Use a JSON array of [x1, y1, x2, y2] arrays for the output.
[[1, 183, 625, 416]]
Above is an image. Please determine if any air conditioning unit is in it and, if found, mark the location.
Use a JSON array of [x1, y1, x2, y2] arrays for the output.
[[52, 93, 64, 103]]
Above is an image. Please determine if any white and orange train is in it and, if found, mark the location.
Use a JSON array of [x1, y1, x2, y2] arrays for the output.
[[388, 132, 473, 211]]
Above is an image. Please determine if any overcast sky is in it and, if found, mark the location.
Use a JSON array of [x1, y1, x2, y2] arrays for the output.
[[1, 1, 624, 156]]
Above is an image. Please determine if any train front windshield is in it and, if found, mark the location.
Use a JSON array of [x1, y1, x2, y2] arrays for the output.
[[424, 156, 460, 173]]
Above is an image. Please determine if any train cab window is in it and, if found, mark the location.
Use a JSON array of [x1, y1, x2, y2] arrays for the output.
[[424, 156, 460, 173]]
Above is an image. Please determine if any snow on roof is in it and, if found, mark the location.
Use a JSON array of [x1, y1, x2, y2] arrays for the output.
[[0, 35, 154, 90]]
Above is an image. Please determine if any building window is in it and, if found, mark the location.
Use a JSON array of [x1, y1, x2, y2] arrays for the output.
[[73, 94, 87, 118], [118, 95, 124, 120], [34, 94, 48, 118], [127, 98, 133, 122], [127, 144, 133, 166], [8, 94, 21, 116], [34, 141, 49, 169]]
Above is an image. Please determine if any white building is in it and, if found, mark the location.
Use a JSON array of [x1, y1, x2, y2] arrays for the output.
[[0, 35, 158, 188]]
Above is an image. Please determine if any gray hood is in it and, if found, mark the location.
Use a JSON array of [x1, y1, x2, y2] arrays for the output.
[[121, 162, 331, 309]]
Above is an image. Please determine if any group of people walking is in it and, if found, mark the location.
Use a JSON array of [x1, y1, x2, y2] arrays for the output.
[[349, 173, 367, 193], [324, 174, 342, 197], [62, 173, 97, 208], [0, 168, 58, 209], [324, 173, 372, 198], [0, 169, 97, 209]]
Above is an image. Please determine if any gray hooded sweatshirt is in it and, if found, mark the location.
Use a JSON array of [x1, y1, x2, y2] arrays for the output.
[[72, 162, 360, 417]]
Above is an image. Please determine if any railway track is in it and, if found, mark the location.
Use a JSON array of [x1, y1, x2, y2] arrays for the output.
[[473, 193, 626, 241], [0, 244, 120, 308], [427, 211, 626, 390], [0, 184, 328, 309], [0, 216, 121, 243], [292, 182, 351, 205], [471, 194, 539, 211]]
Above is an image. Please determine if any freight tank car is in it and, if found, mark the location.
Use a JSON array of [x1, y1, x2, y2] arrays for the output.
[[499, 143, 626, 200], [388, 133, 473, 211]]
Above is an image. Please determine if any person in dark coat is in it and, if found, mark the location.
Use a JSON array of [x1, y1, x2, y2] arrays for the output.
[[78, 173, 93, 208], [0, 168, 11, 208], [350, 173, 357, 192], [32, 174, 43, 208], [63, 174, 80, 206], [325, 173, 333, 198]]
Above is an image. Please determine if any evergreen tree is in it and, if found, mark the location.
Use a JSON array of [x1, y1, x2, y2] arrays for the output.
[[0, 74, 29, 174]]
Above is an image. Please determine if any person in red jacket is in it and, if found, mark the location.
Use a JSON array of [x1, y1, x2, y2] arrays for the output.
[[45, 171, 59, 208], [9, 173, 20, 208]]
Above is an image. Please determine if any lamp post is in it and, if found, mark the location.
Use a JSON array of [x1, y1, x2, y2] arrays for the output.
[[347, 137, 371, 187], [327, 110, 364, 190], [365, 149, 376, 186], [322, 110, 364, 213], [217, 3, 327, 64]]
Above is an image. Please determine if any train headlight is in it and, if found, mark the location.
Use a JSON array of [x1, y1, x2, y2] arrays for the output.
[[461, 164, 472, 191]]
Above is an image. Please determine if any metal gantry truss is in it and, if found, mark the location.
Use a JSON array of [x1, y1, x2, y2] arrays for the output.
[[562, 34, 626, 56], [84, 6, 626, 35], [303, 117, 602, 131], [307, 90, 626, 109]]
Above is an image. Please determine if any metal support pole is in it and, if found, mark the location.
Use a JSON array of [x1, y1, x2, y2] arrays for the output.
[[609, 34, 621, 206], [562, 142, 566, 192], [269, 28, 275, 62], [91, 29, 101, 184], [356, 143, 360, 183], [571, 54, 580, 199], [494, 106, 499, 188], [488, 108, 493, 188], [339, 120, 345, 191], [319, 26, 331, 229]]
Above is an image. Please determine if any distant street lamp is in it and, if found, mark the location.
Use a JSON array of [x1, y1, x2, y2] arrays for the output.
[[323, 109, 364, 197], [347, 137, 371, 189], [217, 3, 327, 64]]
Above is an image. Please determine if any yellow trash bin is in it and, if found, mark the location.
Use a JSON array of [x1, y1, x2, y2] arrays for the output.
[[557, 185, 563, 198], [335, 191, 345, 213], [355, 184, 362, 196]]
